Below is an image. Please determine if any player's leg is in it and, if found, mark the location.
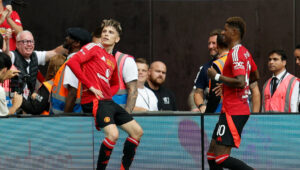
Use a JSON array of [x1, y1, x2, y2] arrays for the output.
[[207, 115, 224, 170], [120, 120, 143, 170], [214, 114, 253, 170], [207, 139, 223, 170], [92, 100, 119, 170], [114, 103, 143, 170]]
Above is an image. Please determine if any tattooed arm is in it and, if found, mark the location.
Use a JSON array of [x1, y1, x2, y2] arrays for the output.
[[125, 80, 138, 114]]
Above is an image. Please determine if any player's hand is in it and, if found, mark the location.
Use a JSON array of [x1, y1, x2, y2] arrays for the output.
[[207, 66, 217, 79], [213, 83, 223, 96], [89, 86, 104, 99]]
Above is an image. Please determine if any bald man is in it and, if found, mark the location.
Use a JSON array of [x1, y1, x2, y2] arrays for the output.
[[145, 61, 177, 111]]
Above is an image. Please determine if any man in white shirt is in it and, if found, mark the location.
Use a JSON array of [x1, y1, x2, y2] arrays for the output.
[[262, 49, 299, 112], [133, 58, 158, 111]]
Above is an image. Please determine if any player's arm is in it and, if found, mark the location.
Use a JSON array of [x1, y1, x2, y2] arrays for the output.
[[125, 80, 138, 114], [250, 81, 260, 113], [207, 66, 245, 88]]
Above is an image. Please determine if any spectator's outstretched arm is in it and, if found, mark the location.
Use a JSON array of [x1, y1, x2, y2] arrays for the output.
[[125, 80, 137, 114], [194, 88, 206, 113], [45, 45, 68, 62]]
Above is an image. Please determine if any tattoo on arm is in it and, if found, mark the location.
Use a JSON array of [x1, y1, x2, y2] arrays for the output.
[[125, 80, 138, 114]]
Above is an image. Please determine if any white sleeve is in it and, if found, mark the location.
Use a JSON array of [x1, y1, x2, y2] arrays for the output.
[[290, 80, 299, 112], [63, 66, 79, 89], [34, 51, 47, 66], [122, 57, 138, 83], [0, 87, 9, 116], [10, 51, 15, 64]]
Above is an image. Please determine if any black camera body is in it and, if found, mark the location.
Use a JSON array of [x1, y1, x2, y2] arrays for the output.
[[9, 72, 30, 97]]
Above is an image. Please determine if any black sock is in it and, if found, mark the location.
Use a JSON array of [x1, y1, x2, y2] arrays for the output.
[[207, 152, 223, 170], [121, 137, 140, 170], [216, 154, 253, 170], [97, 138, 115, 170]]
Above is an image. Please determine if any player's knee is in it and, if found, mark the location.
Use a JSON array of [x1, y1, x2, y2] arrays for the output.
[[107, 132, 119, 142], [132, 127, 143, 141]]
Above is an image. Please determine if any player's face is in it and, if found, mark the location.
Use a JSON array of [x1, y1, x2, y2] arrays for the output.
[[222, 24, 233, 45], [294, 49, 300, 67], [16, 32, 35, 59], [148, 63, 166, 86], [208, 35, 218, 57], [100, 26, 120, 47], [137, 63, 149, 84], [268, 53, 286, 75]]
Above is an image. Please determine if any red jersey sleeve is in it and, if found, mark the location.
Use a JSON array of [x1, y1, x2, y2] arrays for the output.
[[11, 11, 22, 26], [66, 43, 97, 89], [232, 47, 246, 77]]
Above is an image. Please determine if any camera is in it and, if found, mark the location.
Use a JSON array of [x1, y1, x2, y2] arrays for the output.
[[9, 72, 30, 97]]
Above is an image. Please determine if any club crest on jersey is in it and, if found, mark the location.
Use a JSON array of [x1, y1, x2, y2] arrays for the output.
[[104, 117, 110, 123], [233, 61, 245, 70]]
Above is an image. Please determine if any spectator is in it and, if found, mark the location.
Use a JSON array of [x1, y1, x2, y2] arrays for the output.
[[294, 44, 300, 67], [133, 58, 158, 111], [205, 32, 229, 113], [145, 61, 177, 111], [0, 0, 23, 50], [194, 29, 222, 113], [0, 52, 22, 115], [262, 50, 299, 112], [92, 19, 138, 114], [50, 27, 91, 114], [21, 54, 66, 115], [8, 30, 65, 100]]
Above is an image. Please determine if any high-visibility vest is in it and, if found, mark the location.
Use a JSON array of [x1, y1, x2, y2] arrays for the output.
[[40, 80, 53, 115], [112, 51, 134, 108], [262, 74, 297, 112], [50, 62, 82, 114], [208, 54, 228, 113]]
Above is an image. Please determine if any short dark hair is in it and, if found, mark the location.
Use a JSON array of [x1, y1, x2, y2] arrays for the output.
[[209, 29, 222, 37], [295, 44, 300, 50], [92, 19, 122, 38], [0, 52, 12, 70], [135, 58, 149, 67], [226, 16, 246, 39], [217, 34, 228, 49], [268, 49, 287, 61]]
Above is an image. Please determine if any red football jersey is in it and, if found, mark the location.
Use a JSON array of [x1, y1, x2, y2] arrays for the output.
[[66, 43, 119, 104], [221, 44, 257, 115]]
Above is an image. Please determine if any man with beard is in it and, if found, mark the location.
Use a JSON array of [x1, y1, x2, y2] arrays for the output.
[[145, 61, 177, 111], [50, 27, 91, 114]]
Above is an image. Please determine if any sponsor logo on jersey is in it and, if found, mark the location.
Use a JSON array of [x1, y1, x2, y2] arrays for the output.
[[233, 61, 245, 70]]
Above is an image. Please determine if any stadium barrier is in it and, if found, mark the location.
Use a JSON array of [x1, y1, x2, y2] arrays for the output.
[[0, 112, 299, 170]]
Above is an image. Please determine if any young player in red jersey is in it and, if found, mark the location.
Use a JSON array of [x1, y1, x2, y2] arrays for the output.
[[207, 16, 259, 170], [66, 40, 143, 170]]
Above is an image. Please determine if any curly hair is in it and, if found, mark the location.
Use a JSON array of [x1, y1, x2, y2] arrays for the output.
[[226, 16, 246, 39]]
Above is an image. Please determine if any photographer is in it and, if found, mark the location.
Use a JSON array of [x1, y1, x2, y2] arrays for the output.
[[0, 52, 22, 115]]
